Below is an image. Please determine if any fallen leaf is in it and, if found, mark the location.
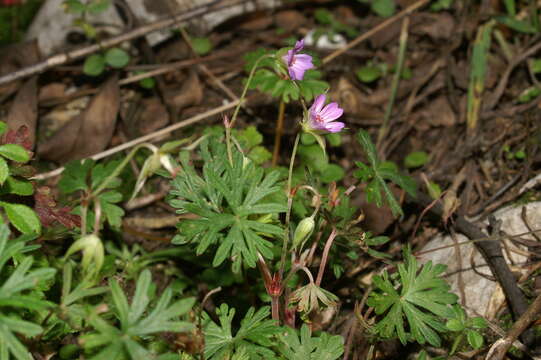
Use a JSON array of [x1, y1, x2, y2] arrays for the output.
[[412, 13, 455, 40], [275, 10, 307, 32], [424, 96, 457, 127], [330, 77, 384, 122], [38, 75, 120, 163], [0, 40, 40, 102], [3, 77, 38, 149], [137, 97, 169, 135], [164, 71, 203, 111]]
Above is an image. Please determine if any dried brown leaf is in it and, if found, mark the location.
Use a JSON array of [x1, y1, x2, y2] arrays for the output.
[[38, 75, 119, 163], [0, 40, 41, 102], [3, 77, 38, 149]]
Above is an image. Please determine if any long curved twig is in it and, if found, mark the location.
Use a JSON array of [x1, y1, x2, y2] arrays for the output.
[[0, 0, 251, 86]]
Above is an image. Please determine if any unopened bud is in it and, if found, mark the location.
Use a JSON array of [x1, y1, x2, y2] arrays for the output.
[[64, 234, 104, 277], [292, 216, 315, 251]]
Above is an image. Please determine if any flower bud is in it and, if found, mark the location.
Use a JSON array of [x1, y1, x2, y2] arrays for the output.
[[292, 215, 315, 251], [64, 234, 104, 277]]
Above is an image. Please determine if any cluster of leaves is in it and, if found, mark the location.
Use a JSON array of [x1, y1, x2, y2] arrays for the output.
[[354, 129, 416, 217], [0, 224, 195, 360], [367, 247, 459, 347], [205, 304, 343, 360], [313, 8, 358, 40], [243, 48, 328, 103], [80, 269, 195, 359], [59, 158, 125, 229], [0, 122, 41, 234], [63, 0, 111, 38], [168, 136, 286, 273], [0, 224, 55, 359]]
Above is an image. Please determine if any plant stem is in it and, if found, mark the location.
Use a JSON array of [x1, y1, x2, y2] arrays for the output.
[[278, 133, 301, 279], [315, 227, 337, 287], [271, 296, 280, 323], [272, 100, 286, 166], [225, 54, 272, 164], [376, 17, 409, 149], [91, 144, 150, 199]]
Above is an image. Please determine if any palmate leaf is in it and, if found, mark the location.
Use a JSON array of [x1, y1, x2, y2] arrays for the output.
[[367, 247, 458, 347], [354, 130, 416, 217], [80, 269, 195, 359], [205, 304, 280, 360], [0, 223, 56, 360], [278, 324, 344, 360], [169, 138, 285, 273]]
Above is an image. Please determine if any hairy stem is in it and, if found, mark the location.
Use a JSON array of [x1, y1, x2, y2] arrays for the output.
[[315, 227, 337, 287], [225, 54, 272, 164], [272, 100, 286, 166], [279, 133, 301, 279]]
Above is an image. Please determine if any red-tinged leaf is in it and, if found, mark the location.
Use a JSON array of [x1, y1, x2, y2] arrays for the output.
[[34, 186, 81, 229]]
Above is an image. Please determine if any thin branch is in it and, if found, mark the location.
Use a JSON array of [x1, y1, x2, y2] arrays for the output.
[[0, 0, 251, 86], [32, 100, 240, 180]]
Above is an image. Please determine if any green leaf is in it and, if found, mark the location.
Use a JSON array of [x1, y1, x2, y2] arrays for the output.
[[532, 59, 541, 73], [278, 324, 344, 360], [326, 133, 341, 147], [445, 319, 464, 332], [298, 70, 329, 102], [139, 76, 155, 89], [301, 133, 316, 145], [367, 247, 458, 347], [430, 0, 453, 11], [495, 15, 538, 33], [470, 317, 487, 329], [98, 191, 124, 228], [205, 304, 280, 360], [0, 122, 7, 136], [466, 329, 484, 349], [169, 137, 285, 272], [81, 270, 195, 356], [191, 37, 213, 55], [517, 86, 541, 103], [319, 164, 345, 183], [86, 0, 110, 14], [355, 130, 416, 217], [63, 0, 86, 14], [59, 159, 94, 194], [248, 146, 272, 165], [104, 48, 130, 68], [372, 0, 396, 17], [84, 54, 106, 76], [356, 66, 382, 83], [0, 202, 41, 234], [237, 126, 263, 148], [0, 157, 8, 185], [0, 176, 33, 196], [0, 144, 29, 163], [404, 151, 429, 168]]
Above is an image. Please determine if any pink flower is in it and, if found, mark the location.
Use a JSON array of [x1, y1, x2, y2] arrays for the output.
[[282, 39, 314, 81], [308, 94, 345, 133]]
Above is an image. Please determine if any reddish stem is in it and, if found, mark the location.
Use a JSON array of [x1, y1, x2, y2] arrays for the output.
[[315, 227, 337, 287]]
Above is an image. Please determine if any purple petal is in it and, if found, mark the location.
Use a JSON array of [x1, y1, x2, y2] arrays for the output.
[[289, 66, 305, 80], [323, 121, 345, 133], [320, 103, 344, 122], [294, 54, 314, 67], [282, 50, 294, 66], [310, 94, 326, 114], [294, 39, 304, 52]]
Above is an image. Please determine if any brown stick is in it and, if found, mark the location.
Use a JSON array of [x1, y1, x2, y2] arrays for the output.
[[408, 193, 531, 332], [0, 0, 251, 86], [486, 292, 541, 360]]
